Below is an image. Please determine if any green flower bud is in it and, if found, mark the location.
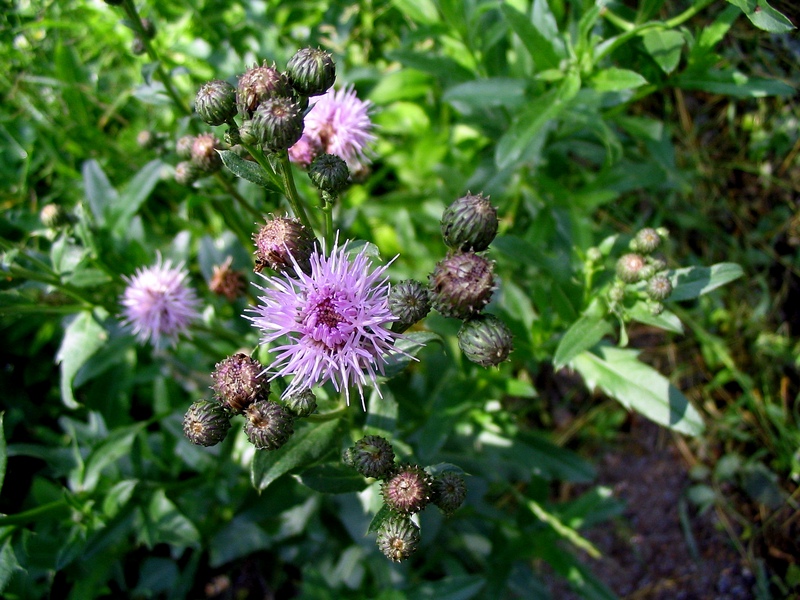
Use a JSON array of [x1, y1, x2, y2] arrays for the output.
[[174, 160, 201, 186], [237, 64, 291, 118], [136, 130, 156, 150], [649, 301, 665, 316], [646, 275, 673, 301], [244, 400, 295, 450], [586, 247, 603, 263], [238, 120, 258, 146], [441, 192, 498, 252], [656, 227, 669, 239], [631, 227, 662, 254], [608, 282, 625, 304], [381, 464, 432, 515], [388, 279, 431, 333], [284, 388, 317, 418], [430, 252, 495, 319], [211, 353, 268, 414], [195, 79, 237, 126], [616, 253, 646, 283], [175, 135, 195, 160], [457, 314, 513, 367], [377, 515, 420, 562], [183, 400, 232, 447], [252, 96, 304, 152], [286, 47, 336, 97], [190, 133, 222, 173], [648, 257, 667, 272], [40, 204, 69, 229], [431, 472, 467, 516], [253, 216, 317, 275], [308, 153, 349, 195], [344, 435, 395, 479], [638, 264, 657, 281]]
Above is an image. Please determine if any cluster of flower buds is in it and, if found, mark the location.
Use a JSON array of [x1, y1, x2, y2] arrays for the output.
[[173, 133, 224, 185], [609, 227, 673, 315], [428, 193, 513, 367], [182, 352, 318, 450], [342, 435, 467, 562], [192, 47, 336, 157]]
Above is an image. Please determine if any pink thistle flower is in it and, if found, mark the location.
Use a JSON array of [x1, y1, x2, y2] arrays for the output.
[[248, 236, 400, 407], [120, 254, 200, 348], [289, 86, 376, 171]]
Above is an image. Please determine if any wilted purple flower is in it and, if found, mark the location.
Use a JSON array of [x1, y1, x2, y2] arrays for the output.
[[288, 86, 375, 171], [120, 254, 200, 348], [248, 236, 400, 407]]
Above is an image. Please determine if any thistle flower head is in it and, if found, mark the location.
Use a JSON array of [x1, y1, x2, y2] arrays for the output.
[[430, 252, 495, 319], [253, 216, 317, 275], [120, 254, 200, 348], [190, 133, 222, 173], [457, 314, 513, 367], [209, 257, 247, 301], [431, 472, 467, 516], [183, 400, 231, 447], [343, 435, 396, 479], [248, 236, 402, 407], [195, 79, 237, 126], [377, 515, 421, 562], [236, 63, 291, 119], [286, 47, 336, 97], [290, 85, 375, 171], [441, 192, 498, 252], [211, 353, 268, 414], [243, 399, 295, 450], [381, 464, 432, 515]]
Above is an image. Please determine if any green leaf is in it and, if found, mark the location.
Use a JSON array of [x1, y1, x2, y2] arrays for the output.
[[628, 303, 684, 334], [82, 160, 118, 226], [641, 30, 684, 74], [589, 68, 648, 92], [0, 537, 19, 595], [138, 489, 200, 549], [406, 575, 486, 600], [443, 78, 527, 112], [677, 69, 795, 98], [501, 3, 563, 71], [295, 463, 368, 494], [56, 311, 108, 409], [553, 309, 613, 370], [110, 159, 163, 231], [571, 345, 705, 436], [251, 419, 342, 491], [668, 263, 744, 301], [382, 331, 442, 379], [522, 497, 601, 558], [79, 423, 146, 493], [219, 150, 280, 192], [726, 0, 795, 33], [366, 387, 398, 438], [392, 0, 440, 25], [369, 69, 432, 104], [385, 51, 473, 84]]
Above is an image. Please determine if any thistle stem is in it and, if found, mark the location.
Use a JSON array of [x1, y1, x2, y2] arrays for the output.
[[276, 151, 313, 232]]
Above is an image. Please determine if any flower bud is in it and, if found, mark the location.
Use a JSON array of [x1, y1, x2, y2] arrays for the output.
[[190, 133, 222, 173], [211, 353, 268, 414], [209, 257, 247, 301], [586, 247, 603, 263], [656, 227, 669, 239], [183, 400, 232, 447], [344, 435, 395, 479], [646, 275, 673, 301], [244, 400, 295, 450], [237, 64, 291, 118], [638, 264, 657, 281], [140, 18, 156, 39], [441, 192, 498, 252], [388, 280, 431, 333], [430, 252, 495, 319], [457, 314, 513, 367], [377, 515, 420, 562], [286, 47, 336, 97], [284, 388, 317, 418], [616, 253, 646, 283], [431, 472, 467, 516], [238, 120, 258, 146], [631, 227, 662, 254], [253, 216, 317, 275], [252, 96, 304, 152], [176, 135, 195, 160], [195, 79, 237, 126], [308, 153, 349, 195], [40, 204, 69, 229], [136, 130, 156, 150], [649, 301, 665, 316], [131, 36, 146, 56], [648, 257, 667, 272], [174, 160, 201, 185], [381, 464, 432, 515], [608, 282, 625, 304]]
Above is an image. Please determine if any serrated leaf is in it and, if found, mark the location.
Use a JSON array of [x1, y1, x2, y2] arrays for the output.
[[554, 309, 613, 370], [589, 68, 648, 92], [406, 575, 486, 600], [219, 150, 280, 192], [251, 419, 341, 491], [668, 263, 743, 301], [726, 0, 794, 33], [56, 311, 108, 409], [642, 30, 684, 74], [572, 345, 705, 436], [295, 463, 368, 494], [367, 503, 394, 534]]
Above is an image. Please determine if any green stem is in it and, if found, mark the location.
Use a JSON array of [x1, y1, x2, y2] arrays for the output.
[[321, 195, 334, 246], [120, 0, 191, 118], [240, 142, 286, 195], [0, 500, 71, 528], [276, 152, 313, 232], [665, 0, 716, 28], [305, 406, 349, 423], [214, 172, 262, 220]]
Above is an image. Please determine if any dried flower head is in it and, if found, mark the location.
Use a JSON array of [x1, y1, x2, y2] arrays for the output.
[[190, 133, 222, 173], [211, 353, 268, 414], [209, 257, 247, 301], [248, 236, 402, 406], [120, 254, 200, 348], [430, 252, 495, 319], [253, 216, 317, 275]]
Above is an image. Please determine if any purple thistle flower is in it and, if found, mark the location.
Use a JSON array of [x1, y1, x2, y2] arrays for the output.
[[120, 254, 200, 348], [248, 236, 400, 407], [289, 85, 375, 171]]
